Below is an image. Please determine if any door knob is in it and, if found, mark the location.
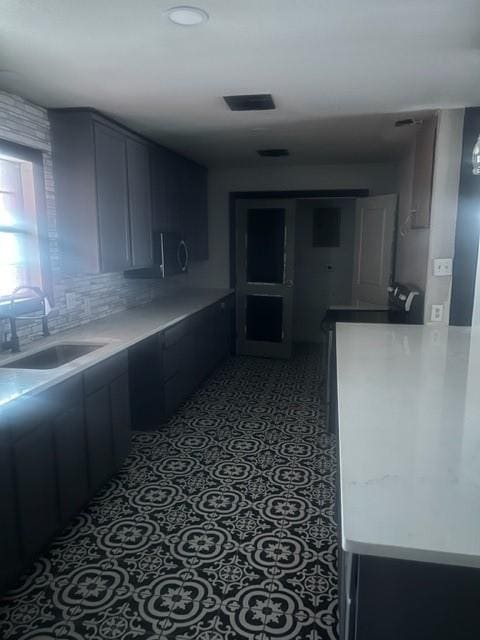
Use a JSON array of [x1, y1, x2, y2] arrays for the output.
[[285, 280, 294, 287]]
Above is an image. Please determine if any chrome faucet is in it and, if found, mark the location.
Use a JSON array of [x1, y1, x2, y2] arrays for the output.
[[1, 286, 52, 353]]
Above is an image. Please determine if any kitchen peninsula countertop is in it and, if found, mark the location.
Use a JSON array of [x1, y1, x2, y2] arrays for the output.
[[0, 287, 232, 410], [336, 322, 480, 568]]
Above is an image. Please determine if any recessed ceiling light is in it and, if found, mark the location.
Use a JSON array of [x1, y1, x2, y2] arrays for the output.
[[166, 6, 209, 26]]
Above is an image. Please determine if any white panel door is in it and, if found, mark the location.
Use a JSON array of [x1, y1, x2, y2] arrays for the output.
[[352, 194, 397, 306]]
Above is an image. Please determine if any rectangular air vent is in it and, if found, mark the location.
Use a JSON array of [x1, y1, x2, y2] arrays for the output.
[[257, 149, 289, 157], [223, 94, 275, 111]]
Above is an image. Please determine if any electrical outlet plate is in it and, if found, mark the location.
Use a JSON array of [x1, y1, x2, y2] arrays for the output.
[[430, 304, 444, 322], [433, 258, 453, 277]]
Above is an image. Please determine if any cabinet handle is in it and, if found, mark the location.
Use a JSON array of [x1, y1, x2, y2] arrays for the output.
[[177, 240, 188, 272]]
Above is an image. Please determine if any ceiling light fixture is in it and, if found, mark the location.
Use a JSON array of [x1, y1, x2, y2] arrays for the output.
[[166, 5, 209, 26]]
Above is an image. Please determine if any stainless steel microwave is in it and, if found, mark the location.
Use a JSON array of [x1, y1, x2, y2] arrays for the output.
[[153, 232, 188, 277]]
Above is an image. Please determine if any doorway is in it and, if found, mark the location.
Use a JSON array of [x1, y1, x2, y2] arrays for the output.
[[231, 189, 371, 358]]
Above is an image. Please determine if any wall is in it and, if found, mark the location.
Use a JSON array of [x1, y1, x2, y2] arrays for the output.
[[294, 198, 355, 342], [0, 90, 175, 346], [187, 163, 397, 289]]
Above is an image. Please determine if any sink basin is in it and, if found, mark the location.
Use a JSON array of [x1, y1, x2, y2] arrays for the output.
[[1, 343, 106, 370]]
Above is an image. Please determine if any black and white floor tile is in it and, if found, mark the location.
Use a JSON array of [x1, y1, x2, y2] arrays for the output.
[[0, 344, 338, 640]]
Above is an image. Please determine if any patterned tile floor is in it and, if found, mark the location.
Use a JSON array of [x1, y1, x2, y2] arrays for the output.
[[0, 345, 338, 640]]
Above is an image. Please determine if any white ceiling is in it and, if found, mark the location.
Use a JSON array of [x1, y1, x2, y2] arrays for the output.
[[1, 0, 479, 167]]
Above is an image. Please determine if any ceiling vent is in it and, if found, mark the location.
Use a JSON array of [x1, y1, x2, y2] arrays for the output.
[[223, 94, 275, 111], [257, 149, 289, 157]]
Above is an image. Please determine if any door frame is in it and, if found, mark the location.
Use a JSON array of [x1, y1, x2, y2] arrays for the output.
[[229, 189, 370, 289]]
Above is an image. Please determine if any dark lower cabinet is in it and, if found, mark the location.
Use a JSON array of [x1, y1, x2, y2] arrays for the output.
[[111, 373, 131, 469], [0, 428, 21, 593], [13, 421, 58, 560], [332, 326, 480, 640], [85, 386, 114, 492], [54, 402, 88, 526], [128, 334, 164, 429], [194, 298, 233, 385], [84, 352, 131, 494], [163, 322, 196, 420], [340, 550, 480, 640], [128, 296, 235, 429], [0, 352, 131, 596]]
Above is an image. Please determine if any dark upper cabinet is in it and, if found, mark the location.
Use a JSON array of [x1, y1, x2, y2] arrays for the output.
[[150, 146, 208, 262], [191, 163, 208, 261], [50, 109, 153, 273], [180, 156, 208, 262], [94, 121, 131, 271], [150, 146, 169, 233], [51, 108, 208, 274], [166, 150, 184, 234], [126, 138, 153, 267]]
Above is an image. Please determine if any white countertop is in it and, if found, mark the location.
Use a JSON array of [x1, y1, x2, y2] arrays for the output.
[[336, 322, 480, 568], [0, 287, 232, 411]]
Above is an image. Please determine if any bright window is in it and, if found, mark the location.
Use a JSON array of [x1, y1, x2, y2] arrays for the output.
[[0, 149, 46, 299]]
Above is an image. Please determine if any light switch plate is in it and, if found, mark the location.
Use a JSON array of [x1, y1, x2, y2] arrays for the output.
[[433, 258, 453, 277]]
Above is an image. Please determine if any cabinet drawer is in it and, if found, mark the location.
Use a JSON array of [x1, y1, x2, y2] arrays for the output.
[[164, 318, 191, 348], [163, 331, 193, 380], [84, 351, 128, 395]]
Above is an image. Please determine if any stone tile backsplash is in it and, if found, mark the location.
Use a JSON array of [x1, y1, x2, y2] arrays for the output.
[[0, 90, 177, 347]]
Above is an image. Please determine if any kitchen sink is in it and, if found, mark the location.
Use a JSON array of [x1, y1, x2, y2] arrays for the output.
[[1, 343, 106, 370]]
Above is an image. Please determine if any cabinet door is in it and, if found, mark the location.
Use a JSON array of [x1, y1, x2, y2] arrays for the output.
[[94, 122, 131, 271], [195, 310, 216, 383], [13, 422, 58, 560], [150, 147, 168, 233], [54, 403, 89, 526], [129, 334, 164, 429], [195, 164, 208, 261], [164, 373, 185, 419], [186, 163, 208, 262], [85, 386, 114, 493], [127, 138, 153, 267], [111, 373, 131, 468], [165, 150, 183, 233], [0, 428, 20, 593]]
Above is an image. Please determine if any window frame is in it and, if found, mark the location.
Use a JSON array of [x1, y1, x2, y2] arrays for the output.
[[0, 139, 53, 305]]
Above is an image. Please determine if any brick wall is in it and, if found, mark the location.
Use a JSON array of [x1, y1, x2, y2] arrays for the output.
[[0, 90, 175, 346]]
